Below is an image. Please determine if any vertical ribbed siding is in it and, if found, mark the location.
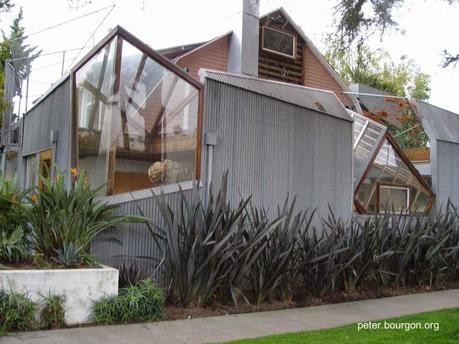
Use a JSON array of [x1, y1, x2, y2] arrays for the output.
[[433, 140, 459, 209], [22, 77, 71, 172], [91, 188, 198, 286], [202, 79, 353, 222]]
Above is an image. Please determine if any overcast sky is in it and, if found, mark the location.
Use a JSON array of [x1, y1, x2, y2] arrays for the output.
[[2, 0, 459, 114]]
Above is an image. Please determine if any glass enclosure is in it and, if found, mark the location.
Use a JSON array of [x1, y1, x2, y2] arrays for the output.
[[350, 110, 433, 213], [76, 36, 200, 196], [355, 137, 432, 213]]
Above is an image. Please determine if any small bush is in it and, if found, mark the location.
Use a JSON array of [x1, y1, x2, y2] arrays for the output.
[[92, 278, 164, 325], [40, 293, 65, 329], [0, 290, 37, 332], [28, 169, 145, 268]]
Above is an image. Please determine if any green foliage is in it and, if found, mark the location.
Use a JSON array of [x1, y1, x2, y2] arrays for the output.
[[0, 175, 31, 264], [325, 40, 430, 100], [39, 293, 65, 329], [0, 290, 36, 332], [92, 278, 165, 325], [4, 7, 41, 80], [28, 170, 144, 267], [0, 6, 41, 126]]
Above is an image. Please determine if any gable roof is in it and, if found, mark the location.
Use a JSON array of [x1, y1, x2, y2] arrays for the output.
[[157, 31, 232, 61], [260, 7, 362, 113], [200, 69, 352, 122]]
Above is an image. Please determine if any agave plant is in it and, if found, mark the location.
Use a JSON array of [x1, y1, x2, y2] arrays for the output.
[[28, 169, 144, 267]]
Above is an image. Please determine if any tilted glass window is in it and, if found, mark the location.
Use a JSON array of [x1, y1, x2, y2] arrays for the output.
[[262, 27, 296, 58], [355, 138, 431, 213], [76, 37, 199, 196], [351, 110, 386, 184]]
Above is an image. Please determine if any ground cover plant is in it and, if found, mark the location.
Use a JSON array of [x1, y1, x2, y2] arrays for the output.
[[0, 290, 36, 333], [227, 308, 459, 344], [39, 292, 66, 329], [91, 278, 165, 325]]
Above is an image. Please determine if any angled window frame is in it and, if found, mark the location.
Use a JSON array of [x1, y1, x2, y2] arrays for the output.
[[69, 26, 204, 196], [353, 130, 435, 214]]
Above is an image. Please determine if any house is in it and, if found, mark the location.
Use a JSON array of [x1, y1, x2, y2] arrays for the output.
[[2, 1, 455, 270]]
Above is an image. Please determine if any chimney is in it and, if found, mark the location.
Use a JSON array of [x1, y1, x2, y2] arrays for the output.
[[227, 0, 260, 77]]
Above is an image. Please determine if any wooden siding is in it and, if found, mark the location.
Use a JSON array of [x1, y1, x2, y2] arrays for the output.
[[258, 16, 304, 85], [176, 35, 229, 80], [303, 45, 354, 108]]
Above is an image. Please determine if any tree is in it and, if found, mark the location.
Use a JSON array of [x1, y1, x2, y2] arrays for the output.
[[333, 0, 459, 67], [325, 39, 430, 148], [3, 7, 41, 80], [325, 38, 430, 99], [0, 6, 41, 126]]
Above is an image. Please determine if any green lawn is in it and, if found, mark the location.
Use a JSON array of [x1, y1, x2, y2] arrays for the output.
[[227, 308, 459, 344]]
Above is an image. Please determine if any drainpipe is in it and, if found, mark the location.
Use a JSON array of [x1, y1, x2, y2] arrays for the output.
[[50, 129, 59, 180], [204, 132, 217, 206]]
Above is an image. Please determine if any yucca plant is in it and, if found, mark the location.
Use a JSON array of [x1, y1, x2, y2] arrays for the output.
[[28, 169, 144, 267]]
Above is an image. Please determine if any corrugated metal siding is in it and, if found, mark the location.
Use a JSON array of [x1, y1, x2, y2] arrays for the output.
[[91, 188, 198, 286], [176, 35, 229, 80], [432, 140, 459, 209], [201, 70, 352, 122], [303, 45, 354, 109], [22, 77, 71, 171], [203, 78, 353, 221]]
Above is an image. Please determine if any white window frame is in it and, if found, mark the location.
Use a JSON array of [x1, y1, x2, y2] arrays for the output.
[[262, 26, 297, 59], [379, 185, 410, 213]]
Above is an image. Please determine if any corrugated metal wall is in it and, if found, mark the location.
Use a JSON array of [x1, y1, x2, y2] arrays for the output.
[[21, 77, 71, 172], [91, 188, 197, 286], [431, 140, 459, 209], [202, 79, 353, 222]]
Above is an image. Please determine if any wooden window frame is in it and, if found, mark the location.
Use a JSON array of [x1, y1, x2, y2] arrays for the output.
[[261, 26, 297, 59], [71, 26, 204, 196]]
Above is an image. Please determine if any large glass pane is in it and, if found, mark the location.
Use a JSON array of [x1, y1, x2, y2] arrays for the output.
[[352, 112, 385, 184], [76, 37, 199, 196], [76, 38, 117, 195]]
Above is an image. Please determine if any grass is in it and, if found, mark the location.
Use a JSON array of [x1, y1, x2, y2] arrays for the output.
[[227, 308, 459, 344]]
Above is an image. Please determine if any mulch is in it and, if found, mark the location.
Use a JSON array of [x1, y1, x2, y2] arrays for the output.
[[162, 283, 459, 321]]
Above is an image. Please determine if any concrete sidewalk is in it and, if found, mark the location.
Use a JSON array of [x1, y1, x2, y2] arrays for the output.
[[3, 289, 459, 344]]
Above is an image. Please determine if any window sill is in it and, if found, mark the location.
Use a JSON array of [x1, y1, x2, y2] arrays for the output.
[[102, 180, 201, 205]]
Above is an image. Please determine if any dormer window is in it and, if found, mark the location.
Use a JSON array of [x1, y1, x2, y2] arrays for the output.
[[262, 27, 296, 59]]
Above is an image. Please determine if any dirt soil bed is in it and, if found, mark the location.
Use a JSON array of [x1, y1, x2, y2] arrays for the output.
[[163, 283, 459, 321]]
